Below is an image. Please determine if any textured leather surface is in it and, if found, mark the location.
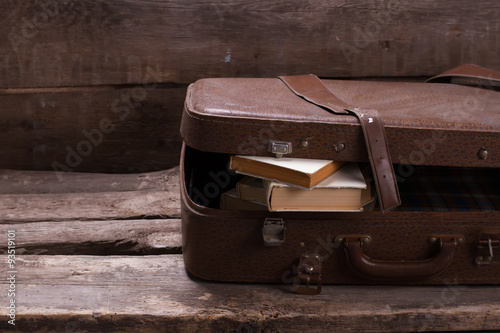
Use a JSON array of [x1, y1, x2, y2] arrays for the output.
[[180, 67, 500, 285], [181, 75, 500, 168], [427, 63, 500, 84], [278, 74, 400, 212], [180, 144, 500, 285]]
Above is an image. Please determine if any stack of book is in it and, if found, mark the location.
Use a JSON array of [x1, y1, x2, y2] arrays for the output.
[[220, 155, 375, 212]]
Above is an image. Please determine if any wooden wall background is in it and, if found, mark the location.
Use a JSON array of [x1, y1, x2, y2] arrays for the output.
[[1, 3, 500, 330], [1, 0, 499, 172]]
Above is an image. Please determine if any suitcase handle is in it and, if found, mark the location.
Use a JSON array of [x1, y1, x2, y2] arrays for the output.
[[343, 236, 462, 281]]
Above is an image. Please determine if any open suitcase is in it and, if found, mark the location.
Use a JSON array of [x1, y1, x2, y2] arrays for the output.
[[180, 64, 500, 294]]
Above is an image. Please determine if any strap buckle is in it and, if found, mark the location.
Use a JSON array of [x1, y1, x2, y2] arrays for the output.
[[291, 254, 322, 295], [278, 74, 401, 212]]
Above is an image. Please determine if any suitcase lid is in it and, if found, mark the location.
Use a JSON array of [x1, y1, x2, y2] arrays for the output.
[[181, 65, 500, 169]]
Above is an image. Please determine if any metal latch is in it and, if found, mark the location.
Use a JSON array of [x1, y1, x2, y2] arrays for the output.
[[262, 218, 285, 246], [475, 229, 500, 265], [268, 140, 292, 158], [292, 254, 322, 295]]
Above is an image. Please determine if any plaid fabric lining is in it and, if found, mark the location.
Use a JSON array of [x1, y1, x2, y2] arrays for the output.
[[396, 166, 500, 212]]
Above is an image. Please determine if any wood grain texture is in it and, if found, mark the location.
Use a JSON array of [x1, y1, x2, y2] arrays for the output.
[[0, 85, 186, 172], [0, 0, 499, 88], [0, 167, 179, 194], [0, 167, 180, 222], [0, 219, 181, 255], [0, 189, 180, 223], [1, 255, 499, 332], [0, 168, 182, 253]]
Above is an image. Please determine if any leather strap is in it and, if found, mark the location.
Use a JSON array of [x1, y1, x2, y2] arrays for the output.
[[279, 74, 401, 212], [426, 64, 500, 87]]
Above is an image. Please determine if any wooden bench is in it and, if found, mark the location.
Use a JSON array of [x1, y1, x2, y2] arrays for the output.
[[1, 168, 500, 332], [1, 1, 500, 331]]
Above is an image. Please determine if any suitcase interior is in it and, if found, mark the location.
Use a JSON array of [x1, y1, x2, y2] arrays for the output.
[[181, 144, 500, 285], [183, 145, 500, 212]]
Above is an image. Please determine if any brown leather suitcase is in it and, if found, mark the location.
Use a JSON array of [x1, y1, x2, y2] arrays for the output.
[[180, 64, 500, 294]]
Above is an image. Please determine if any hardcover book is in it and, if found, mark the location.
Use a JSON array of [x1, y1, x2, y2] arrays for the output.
[[264, 163, 371, 212], [229, 155, 346, 188]]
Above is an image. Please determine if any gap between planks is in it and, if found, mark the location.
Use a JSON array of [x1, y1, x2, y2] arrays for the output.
[[0, 219, 182, 255], [0, 167, 182, 255]]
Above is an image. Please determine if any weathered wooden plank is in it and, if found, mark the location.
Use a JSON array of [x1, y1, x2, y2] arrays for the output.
[[0, 85, 186, 172], [0, 168, 182, 252], [0, 219, 181, 255], [0, 167, 180, 222], [1, 255, 499, 332], [0, 189, 180, 223], [0, 0, 499, 88], [0, 167, 179, 194]]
